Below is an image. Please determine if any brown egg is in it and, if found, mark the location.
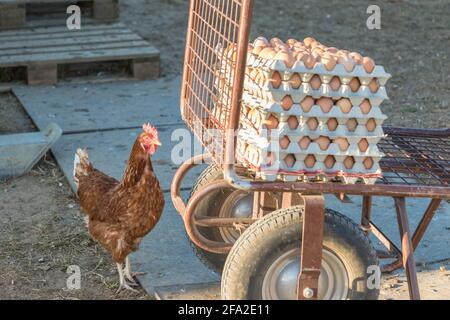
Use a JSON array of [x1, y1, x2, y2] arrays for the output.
[[324, 155, 336, 169], [362, 56, 375, 73], [271, 71, 282, 88], [275, 44, 290, 52], [289, 73, 302, 89], [295, 51, 306, 62], [274, 50, 295, 68], [284, 154, 296, 168], [368, 78, 380, 93], [358, 138, 369, 152], [303, 37, 316, 47], [327, 118, 338, 131], [349, 52, 363, 64], [366, 118, 377, 132], [279, 136, 291, 149], [304, 155, 316, 168], [315, 136, 331, 150], [307, 117, 319, 130], [287, 116, 299, 130], [286, 38, 298, 47], [347, 118, 358, 132], [300, 96, 315, 112], [253, 37, 269, 48], [349, 77, 361, 92], [338, 54, 356, 72], [298, 136, 311, 150], [336, 98, 352, 113], [329, 76, 341, 91], [363, 157, 374, 169], [264, 114, 279, 129], [320, 53, 337, 71], [270, 37, 283, 46], [259, 47, 277, 59], [310, 75, 322, 90], [344, 156, 355, 169], [334, 137, 349, 151], [317, 97, 333, 113], [281, 95, 294, 111], [359, 99, 372, 114], [302, 54, 316, 69], [326, 47, 338, 54], [252, 46, 264, 56]]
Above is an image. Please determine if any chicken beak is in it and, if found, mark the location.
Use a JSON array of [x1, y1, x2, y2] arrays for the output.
[[154, 140, 162, 146]]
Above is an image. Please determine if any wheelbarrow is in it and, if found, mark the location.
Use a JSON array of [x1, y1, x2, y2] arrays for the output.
[[171, 0, 450, 300]]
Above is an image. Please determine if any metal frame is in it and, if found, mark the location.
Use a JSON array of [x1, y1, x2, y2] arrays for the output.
[[173, 0, 450, 300]]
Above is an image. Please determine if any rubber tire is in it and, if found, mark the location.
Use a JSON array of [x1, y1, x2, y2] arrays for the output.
[[221, 205, 379, 300], [186, 164, 230, 273]]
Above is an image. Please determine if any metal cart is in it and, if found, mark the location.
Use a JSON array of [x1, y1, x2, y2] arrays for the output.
[[171, 0, 450, 300]]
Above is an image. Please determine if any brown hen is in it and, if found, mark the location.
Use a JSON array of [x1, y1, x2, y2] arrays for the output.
[[74, 124, 164, 292]]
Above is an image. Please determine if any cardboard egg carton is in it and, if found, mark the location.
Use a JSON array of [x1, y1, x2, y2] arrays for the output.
[[238, 129, 385, 157], [246, 53, 391, 85], [236, 138, 382, 184], [243, 76, 388, 107]]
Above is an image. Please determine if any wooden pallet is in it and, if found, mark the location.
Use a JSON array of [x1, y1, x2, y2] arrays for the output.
[[0, 23, 160, 85], [0, 0, 119, 29]]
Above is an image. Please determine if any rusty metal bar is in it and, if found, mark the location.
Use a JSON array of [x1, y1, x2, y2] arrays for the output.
[[394, 197, 421, 300], [411, 198, 442, 248], [184, 179, 234, 254], [361, 195, 372, 233], [195, 217, 257, 227], [378, 198, 443, 273], [171, 154, 212, 216], [297, 195, 325, 300]]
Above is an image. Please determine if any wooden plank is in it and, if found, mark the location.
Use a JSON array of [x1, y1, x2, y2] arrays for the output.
[[0, 33, 143, 50], [0, 4, 26, 29], [27, 62, 57, 85], [0, 40, 150, 56], [0, 46, 159, 66], [0, 22, 126, 37], [92, 0, 118, 21], [0, 25, 132, 42], [132, 57, 160, 80]]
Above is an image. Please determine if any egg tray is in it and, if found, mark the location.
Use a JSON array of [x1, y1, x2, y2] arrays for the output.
[[243, 77, 388, 107], [241, 92, 387, 123], [246, 53, 391, 84], [238, 128, 385, 158], [236, 141, 382, 184]]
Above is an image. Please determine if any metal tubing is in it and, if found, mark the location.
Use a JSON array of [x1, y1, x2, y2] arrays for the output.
[[170, 154, 212, 216], [361, 195, 372, 233], [184, 179, 234, 254], [411, 198, 442, 249], [394, 197, 421, 300], [297, 195, 325, 300]]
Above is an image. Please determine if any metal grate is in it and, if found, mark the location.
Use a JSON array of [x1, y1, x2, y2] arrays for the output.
[[378, 128, 450, 187], [181, 0, 253, 164]]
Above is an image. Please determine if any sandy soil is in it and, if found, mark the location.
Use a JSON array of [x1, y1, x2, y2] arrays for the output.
[[0, 0, 449, 300], [121, 0, 449, 129]]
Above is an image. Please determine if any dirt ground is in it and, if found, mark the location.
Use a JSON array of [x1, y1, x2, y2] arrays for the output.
[[0, 0, 449, 300]]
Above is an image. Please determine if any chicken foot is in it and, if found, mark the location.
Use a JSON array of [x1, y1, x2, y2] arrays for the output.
[[116, 263, 139, 293], [124, 256, 146, 284]]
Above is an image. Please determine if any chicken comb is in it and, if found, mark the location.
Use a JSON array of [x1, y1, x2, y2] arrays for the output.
[[143, 123, 158, 137]]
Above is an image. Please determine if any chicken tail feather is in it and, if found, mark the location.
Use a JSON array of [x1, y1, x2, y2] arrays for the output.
[[74, 148, 91, 188]]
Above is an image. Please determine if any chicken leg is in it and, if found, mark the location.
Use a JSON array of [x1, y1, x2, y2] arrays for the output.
[[116, 263, 138, 293], [124, 256, 146, 284]]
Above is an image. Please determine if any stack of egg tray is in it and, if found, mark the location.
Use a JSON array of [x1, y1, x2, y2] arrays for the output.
[[213, 46, 391, 184]]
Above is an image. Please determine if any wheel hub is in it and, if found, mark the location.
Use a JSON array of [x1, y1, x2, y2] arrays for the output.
[[218, 191, 253, 243], [262, 248, 349, 300]]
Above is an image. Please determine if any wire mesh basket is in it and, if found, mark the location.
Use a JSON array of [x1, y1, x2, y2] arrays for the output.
[[180, 0, 253, 164]]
